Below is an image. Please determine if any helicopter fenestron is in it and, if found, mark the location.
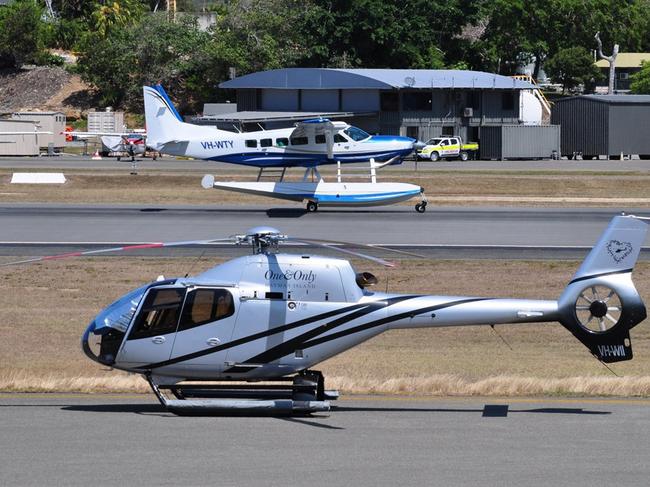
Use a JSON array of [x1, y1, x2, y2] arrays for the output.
[[5, 215, 648, 414]]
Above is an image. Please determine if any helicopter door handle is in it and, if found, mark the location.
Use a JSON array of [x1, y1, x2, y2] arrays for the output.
[[151, 336, 166, 344], [206, 337, 221, 347]]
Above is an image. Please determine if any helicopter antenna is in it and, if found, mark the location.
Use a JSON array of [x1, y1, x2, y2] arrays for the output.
[[183, 246, 209, 278], [597, 358, 619, 377], [490, 324, 514, 351]]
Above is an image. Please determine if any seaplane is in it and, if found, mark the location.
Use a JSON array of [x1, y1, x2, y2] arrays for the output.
[[143, 85, 429, 212]]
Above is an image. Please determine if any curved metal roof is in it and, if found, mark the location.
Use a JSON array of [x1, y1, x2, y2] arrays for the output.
[[219, 68, 535, 90]]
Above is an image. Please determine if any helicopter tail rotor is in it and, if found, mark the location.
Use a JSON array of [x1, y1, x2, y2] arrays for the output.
[[557, 215, 648, 362]]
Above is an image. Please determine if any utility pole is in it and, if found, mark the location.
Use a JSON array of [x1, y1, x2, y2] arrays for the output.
[[595, 32, 619, 94], [168, 0, 177, 21]]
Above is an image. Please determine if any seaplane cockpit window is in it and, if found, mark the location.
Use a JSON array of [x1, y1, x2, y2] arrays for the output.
[[245, 139, 257, 148], [276, 137, 289, 147], [178, 289, 235, 331], [290, 136, 308, 145], [315, 134, 326, 144], [343, 126, 371, 142], [334, 133, 347, 143], [128, 288, 186, 340], [260, 138, 272, 148]]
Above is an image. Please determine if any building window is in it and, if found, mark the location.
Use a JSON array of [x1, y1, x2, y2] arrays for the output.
[[380, 91, 399, 111], [501, 92, 515, 111], [245, 139, 257, 148], [467, 92, 480, 109], [260, 138, 272, 147], [402, 92, 432, 111]]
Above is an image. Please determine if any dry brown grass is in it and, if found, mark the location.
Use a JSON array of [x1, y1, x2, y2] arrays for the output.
[[1, 257, 649, 396], [1, 168, 649, 206]]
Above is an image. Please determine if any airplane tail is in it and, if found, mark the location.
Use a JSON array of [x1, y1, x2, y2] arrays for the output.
[[143, 85, 193, 149], [557, 215, 648, 362]]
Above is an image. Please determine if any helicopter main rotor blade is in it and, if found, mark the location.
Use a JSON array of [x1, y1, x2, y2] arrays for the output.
[[287, 238, 396, 267], [0, 238, 235, 267], [288, 237, 425, 260]]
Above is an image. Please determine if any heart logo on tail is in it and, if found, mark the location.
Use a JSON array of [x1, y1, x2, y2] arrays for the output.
[[606, 240, 633, 263]]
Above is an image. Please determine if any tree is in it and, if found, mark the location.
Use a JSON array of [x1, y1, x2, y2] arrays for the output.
[[91, 0, 147, 37], [544, 46, 601, 93], [630, 61, 650, 94], [0, 0, 45, 68], [479, 0, 650, 78], [299, 0, 485, 68], [77, 13, 215, 110]]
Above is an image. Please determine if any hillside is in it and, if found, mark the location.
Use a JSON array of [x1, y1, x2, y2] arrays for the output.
[[0, 66, 95, 118]]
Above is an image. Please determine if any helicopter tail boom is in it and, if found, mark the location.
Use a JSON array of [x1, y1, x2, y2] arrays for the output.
[[557, 215, 648, 362]]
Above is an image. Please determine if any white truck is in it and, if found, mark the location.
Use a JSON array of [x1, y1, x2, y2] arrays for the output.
[[416, 136, 479, 161]]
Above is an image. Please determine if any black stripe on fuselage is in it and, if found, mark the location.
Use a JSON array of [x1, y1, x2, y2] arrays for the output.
[[135, 296, 420, 370], [223, 297, 491, 373], [301, 298, 492, 350], [568, 268, 633, 285]]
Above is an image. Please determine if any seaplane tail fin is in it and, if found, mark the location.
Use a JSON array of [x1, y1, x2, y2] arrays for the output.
[[557, 215, 648, 362], [143, 85, 193, 148]]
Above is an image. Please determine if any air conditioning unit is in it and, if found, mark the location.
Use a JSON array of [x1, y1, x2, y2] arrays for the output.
[[463, 107, 474, 117]]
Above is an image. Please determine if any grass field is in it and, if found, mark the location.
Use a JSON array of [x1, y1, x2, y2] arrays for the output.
[[2, 256, 649, 396], [2, 167, 650, 206]]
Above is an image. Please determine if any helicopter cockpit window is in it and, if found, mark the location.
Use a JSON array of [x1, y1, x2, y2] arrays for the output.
[[178, 289, 235, 331], [128, 288, 185, 340]]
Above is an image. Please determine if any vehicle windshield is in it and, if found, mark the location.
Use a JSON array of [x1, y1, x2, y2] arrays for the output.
[[93, 284, 149, 333], [343, 126, 371, 142], [426, 138, 443, 145]]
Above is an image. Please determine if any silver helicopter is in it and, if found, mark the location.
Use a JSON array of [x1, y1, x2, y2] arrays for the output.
[[6, 215, 648, 414]]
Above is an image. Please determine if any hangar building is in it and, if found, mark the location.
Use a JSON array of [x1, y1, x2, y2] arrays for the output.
[[218, 68, 549, 144], [551, 95, 650, 159]]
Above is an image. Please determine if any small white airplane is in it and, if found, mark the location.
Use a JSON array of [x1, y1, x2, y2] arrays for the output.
[[65, 130, 152, 161], [143, 85, 428, 212]]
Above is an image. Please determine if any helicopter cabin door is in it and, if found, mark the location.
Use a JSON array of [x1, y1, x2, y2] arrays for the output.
[[117, 287, 186, 366], [168, 287, 237, 371]]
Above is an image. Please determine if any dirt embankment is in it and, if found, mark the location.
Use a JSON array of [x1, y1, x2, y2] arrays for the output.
[[0, 66, 95, 118]]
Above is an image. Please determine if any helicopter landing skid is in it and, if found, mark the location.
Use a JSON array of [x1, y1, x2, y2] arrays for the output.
[[145, 371, 336, 416]]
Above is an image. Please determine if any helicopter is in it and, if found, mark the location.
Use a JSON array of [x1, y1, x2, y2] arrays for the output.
[[4, 215, 648, 415]]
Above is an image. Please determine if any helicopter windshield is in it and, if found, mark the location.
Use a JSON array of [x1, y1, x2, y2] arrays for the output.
[[93, 284, 149, 333]]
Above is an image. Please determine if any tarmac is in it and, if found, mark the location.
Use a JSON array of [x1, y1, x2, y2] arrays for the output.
[[1, 154, 650, 172], [1, 393, 648, 486]]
